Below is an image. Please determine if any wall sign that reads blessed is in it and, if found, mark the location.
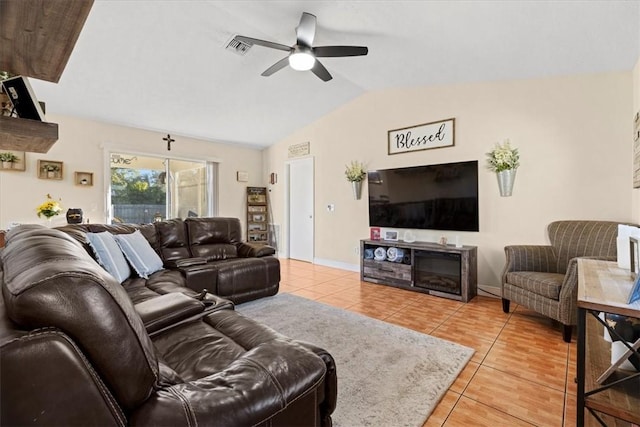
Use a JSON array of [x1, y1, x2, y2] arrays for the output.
[[387, 118, 455, 155]]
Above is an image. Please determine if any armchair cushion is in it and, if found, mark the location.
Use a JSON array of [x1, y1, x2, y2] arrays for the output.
[[504, 271, 564, 300]]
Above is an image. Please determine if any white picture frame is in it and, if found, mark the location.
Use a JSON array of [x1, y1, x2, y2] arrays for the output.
[[383, 230, 399, 241]]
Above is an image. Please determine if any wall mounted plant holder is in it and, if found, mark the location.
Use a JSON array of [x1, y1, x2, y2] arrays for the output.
[[0, 150, 25, 171], [38, 160, 63, 180], [352, 180, 363, 200], [75, 171, 93, 186], [496, 169, 516, 197]]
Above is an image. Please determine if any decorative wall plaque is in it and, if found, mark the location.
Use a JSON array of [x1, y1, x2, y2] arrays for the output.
[[388, 118, 455, 155]]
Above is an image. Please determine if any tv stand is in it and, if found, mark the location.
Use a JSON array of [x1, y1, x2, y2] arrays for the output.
[[360, 239, 477, 302]]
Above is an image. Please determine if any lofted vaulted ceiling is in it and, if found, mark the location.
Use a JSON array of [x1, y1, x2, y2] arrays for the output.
[[27, 0, 640, 148]]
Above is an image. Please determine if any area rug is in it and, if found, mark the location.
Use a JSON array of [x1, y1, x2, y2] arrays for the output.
[[236, 293, 474, 427]]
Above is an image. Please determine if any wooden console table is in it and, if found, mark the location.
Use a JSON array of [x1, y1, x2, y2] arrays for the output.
[[576, 259, 640, 426]]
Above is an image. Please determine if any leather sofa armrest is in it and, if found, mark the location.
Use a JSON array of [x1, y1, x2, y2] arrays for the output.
[[237, 242, 276, 258], [295, 340, 337, 424], [164, 257, 207, 269], [1, 328, 125, 426], [135, 293, 205, 334]]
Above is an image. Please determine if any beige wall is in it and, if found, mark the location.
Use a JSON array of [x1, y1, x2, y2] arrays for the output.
[[265, 71, 634, 288], [0, 114, 264, 230], [633, 56, 640, 224]]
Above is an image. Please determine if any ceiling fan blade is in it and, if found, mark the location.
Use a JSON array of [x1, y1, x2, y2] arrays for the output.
[[313, 46, 369, 57], [310, 59, 332, 82], [235, 35, 291, 52], [296, 12, 316, 47], [261, 56, 290, 77]]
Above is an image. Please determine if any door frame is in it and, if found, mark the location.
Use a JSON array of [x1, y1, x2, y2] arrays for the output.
[[285, 156, 314, 261]]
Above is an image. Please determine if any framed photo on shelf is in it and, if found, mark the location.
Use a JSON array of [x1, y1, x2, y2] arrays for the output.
[[383, 229, 399, 241], [0, 150, 26, 171], [248, 223, 266, 231], [251, 214, 266, 222], [370, 227, 381, 240], [249, 232, 268, 242], [248, 206, 266, 213], [38, 160, 63, 180]]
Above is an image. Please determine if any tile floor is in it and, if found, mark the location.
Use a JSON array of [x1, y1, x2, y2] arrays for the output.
[[278, 259, 578, 427]]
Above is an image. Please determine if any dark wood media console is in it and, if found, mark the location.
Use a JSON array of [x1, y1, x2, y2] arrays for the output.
[[360, 239, 477, 302]]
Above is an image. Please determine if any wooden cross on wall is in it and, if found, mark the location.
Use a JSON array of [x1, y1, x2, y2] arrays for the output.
[[163, 134, 175, 151]]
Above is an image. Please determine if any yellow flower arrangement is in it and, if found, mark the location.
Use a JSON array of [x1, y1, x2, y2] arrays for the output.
[[36, 194, 62, 219]]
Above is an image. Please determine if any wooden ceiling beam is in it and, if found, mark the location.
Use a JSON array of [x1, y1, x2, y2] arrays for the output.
[[0, 0, 94, 83]]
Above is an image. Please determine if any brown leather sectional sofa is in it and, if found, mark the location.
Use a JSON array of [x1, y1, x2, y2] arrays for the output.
[[57, 216, 280, 304], [0, 223, 337, 426]]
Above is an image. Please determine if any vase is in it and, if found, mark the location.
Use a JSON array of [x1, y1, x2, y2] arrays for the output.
[[351, 181, 362, 200], [496, 169, 517, 197], [1, 161, 11, 169]]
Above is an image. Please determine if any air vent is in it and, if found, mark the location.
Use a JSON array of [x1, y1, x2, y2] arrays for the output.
[[225, 36, 252, 55]]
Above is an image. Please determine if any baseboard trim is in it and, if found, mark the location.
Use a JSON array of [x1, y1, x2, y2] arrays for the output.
[[478, 285, 501, 299], [313, 258, 360, 272]]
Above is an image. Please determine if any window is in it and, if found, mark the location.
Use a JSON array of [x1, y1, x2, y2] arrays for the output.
[[109, 152, 217, 224]]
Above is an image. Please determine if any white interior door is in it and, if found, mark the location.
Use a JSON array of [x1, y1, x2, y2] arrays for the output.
[[288, 157, 314, 262]]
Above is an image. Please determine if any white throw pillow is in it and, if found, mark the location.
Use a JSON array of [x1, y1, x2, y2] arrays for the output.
[[114, 230, 164, 279]]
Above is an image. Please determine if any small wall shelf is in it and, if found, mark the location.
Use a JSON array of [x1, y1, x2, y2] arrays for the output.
[[74, 171, 93, 186], [37, 159, 63, 180], [0, 150, 26, 171], [0, 116, 59, 153]]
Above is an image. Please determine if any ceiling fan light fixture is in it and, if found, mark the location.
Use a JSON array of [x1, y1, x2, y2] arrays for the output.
[[289, 51, 315, 71]]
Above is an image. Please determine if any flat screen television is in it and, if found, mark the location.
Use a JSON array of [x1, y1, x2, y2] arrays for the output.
[[368, 160, 479, 232]]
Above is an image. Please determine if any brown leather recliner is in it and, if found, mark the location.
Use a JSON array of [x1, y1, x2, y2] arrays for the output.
[[0, 226, 336, 426]]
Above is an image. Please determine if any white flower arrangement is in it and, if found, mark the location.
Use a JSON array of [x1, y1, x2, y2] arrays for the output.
[[344, 161, 367, 182], [486, 139, 520, 172]]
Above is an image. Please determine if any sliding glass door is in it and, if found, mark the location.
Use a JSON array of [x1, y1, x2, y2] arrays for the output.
[[109, 152, 216, 224]]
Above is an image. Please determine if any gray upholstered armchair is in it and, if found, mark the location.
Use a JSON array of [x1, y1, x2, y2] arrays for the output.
[[501, 220, 623, 342]]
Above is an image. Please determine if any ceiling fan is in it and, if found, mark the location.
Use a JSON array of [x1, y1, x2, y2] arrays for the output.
[[235, 12, 368, 82]]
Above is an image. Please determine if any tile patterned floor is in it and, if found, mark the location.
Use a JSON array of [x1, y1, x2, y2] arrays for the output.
[[278, 259, 578, 426]]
